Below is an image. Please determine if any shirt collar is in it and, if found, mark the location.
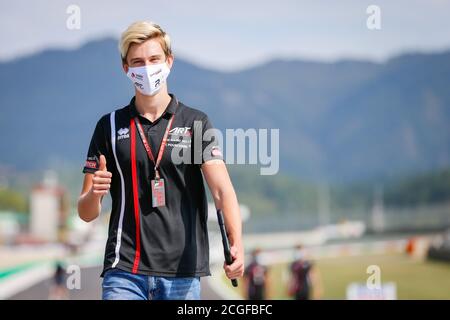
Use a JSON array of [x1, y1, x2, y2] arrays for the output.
[[129, 93, 178, 119]]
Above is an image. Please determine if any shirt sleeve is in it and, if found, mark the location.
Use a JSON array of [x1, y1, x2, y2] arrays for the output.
[[82, 117, 109, 174], [196, 115, 223, 164]]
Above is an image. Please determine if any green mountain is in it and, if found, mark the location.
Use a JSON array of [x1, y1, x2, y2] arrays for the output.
[[1, 38, 449, 182]]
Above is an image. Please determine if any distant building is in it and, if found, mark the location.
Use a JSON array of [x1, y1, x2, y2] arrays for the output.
[[30, 171, 69, 242], [371, 185, 385, 233], [0, 211, 23, 245]]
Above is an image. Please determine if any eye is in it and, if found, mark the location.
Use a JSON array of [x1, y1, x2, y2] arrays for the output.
[[132, 61, 145, 67]]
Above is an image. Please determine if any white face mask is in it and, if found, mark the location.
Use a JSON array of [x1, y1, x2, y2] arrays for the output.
[[294, 249, 305, 261], [126, 62, 170, 96]]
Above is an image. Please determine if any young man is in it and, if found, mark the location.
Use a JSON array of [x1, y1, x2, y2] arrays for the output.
[[77, 21, 244, 300], [288, 245, 322, 300], [243, 248, 269, 300]]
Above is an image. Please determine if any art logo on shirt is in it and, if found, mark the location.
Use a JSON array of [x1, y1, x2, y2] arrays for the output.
[[169, 127, 192, 136], [117, 127, 130, 140], [167, 127, 192, 150]]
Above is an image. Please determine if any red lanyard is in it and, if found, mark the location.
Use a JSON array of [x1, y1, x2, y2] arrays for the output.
[[134, 114, 175, 180]]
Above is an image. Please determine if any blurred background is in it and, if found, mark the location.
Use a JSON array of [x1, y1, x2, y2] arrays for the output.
[[1, 0, 450, 300]]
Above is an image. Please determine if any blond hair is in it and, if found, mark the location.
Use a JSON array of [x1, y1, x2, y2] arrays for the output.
[[119, 21, 172, 63]]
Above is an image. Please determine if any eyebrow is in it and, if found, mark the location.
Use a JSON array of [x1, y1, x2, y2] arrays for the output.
[[130, 54, 163, 63]]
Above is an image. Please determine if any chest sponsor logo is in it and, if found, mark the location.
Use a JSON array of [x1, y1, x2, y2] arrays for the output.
[[117, 127, 130, 140], [167, 127, 192, 149], [169, 127, 191, 136]]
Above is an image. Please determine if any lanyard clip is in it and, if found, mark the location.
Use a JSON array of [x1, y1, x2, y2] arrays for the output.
[[154, 167, 160, 180]]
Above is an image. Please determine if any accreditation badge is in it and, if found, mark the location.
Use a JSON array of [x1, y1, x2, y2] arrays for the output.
[[151, 178, 166, 207]]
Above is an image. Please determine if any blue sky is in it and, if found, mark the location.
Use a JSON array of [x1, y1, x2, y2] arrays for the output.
[[1, 0, 450, 70]]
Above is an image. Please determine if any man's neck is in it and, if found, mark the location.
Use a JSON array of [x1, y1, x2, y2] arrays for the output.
[[134, 90, 171, 122]]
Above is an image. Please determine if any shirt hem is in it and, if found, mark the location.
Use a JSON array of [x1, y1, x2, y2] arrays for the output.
[[101, 260, 211, 278]]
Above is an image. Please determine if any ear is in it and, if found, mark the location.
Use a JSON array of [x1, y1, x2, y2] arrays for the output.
[[166, 54, 174, 69], [122, 62, 129, 74]]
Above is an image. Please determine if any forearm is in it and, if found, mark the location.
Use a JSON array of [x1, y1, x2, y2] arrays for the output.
[[77, 190, 102, 222], [203, 161, 244, 279], [213, 186, 242, 247]]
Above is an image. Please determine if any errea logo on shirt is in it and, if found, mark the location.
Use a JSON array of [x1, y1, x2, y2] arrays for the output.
[[117, 127, 130, 140]]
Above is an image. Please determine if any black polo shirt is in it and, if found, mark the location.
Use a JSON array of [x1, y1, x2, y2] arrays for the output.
[[82, 94, 223, 277]]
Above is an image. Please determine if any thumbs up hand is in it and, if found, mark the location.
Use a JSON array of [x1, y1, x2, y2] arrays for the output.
[[91, 154, 112, 196], [99, 154, 107, 171]]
